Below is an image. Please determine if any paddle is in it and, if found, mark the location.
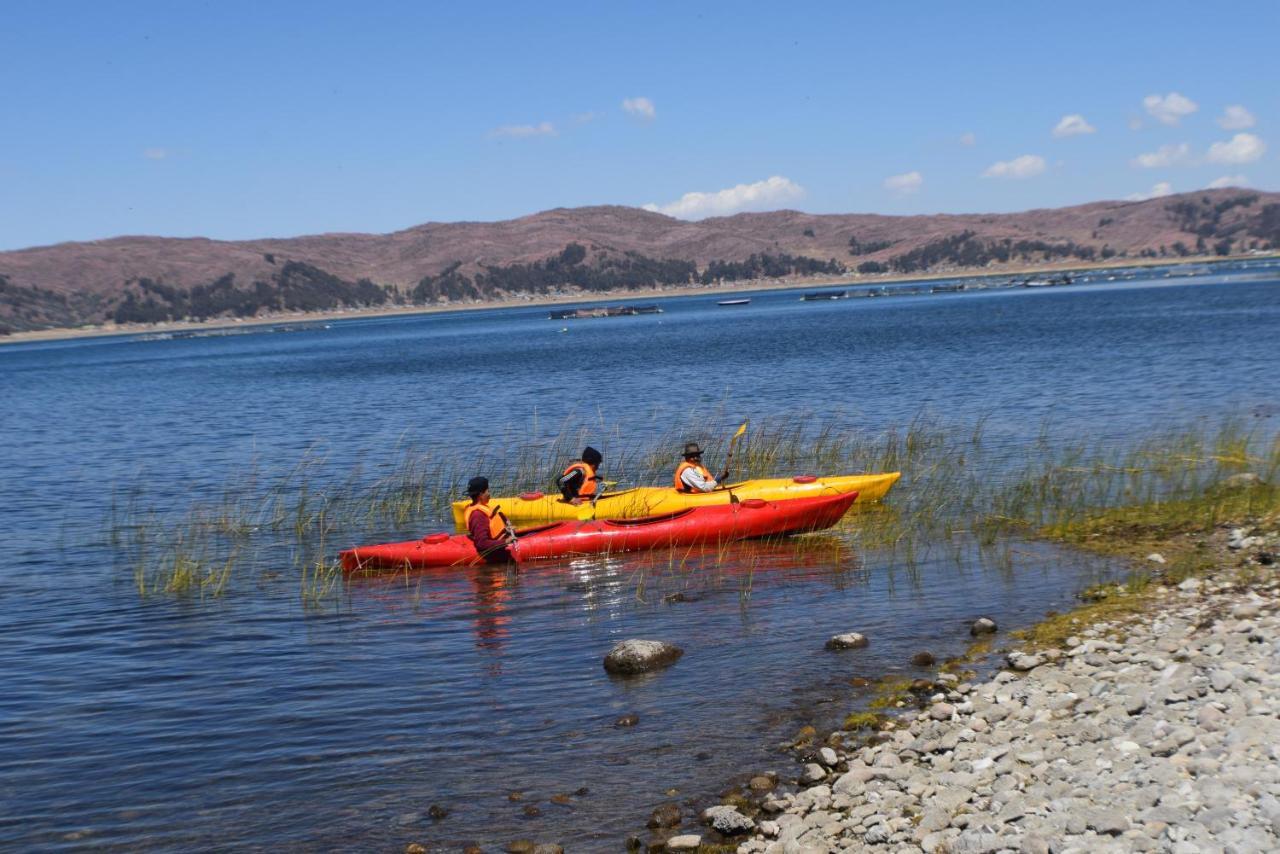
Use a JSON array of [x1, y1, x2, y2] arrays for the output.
[[718, 421, 748, 485], [590, 480, 618, 507]]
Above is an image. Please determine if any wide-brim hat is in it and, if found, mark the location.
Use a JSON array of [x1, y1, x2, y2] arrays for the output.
[[682, 442, 703, 457], [466, 476, 490, 498]]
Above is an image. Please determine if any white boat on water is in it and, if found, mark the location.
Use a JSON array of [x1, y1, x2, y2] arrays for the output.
[[718, 298, 751, 306]]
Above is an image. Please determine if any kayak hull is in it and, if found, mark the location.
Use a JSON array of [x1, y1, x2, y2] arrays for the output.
[[449, 472, 899, 529], [342, 492, 858, 571]]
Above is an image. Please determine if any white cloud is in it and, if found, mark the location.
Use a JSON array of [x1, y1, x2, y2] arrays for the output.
[[884, 171, 923, 194], [981, 154, 1046, 179], [1143, 92, 1198, 125], [1217, 105, 1255, 130], [622, 97, 656, 121], [572, 111, 602, 125], [642, 175, 804, 219], [1053, 114, 1096, 137], [1206, 132, 1266, 164], [143, 147, 169, 160], [1132, 142, 1192, 168], [958, 132, 976, 146], [1207, 175, 1249, 189], [489, 121, 557, 139], [1126, 181, 1174, 201]]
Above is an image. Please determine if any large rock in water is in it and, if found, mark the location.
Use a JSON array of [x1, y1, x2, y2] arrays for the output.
[[825, 632, 869, 650], [603, 640, 684, 674]]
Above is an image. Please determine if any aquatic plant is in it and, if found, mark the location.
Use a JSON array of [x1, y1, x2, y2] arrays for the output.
[[105, 409, 1280, 607]]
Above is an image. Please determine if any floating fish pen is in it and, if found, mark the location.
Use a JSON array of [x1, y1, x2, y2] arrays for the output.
[[800, 290, 848, 301], [548, 304, 664, 320]]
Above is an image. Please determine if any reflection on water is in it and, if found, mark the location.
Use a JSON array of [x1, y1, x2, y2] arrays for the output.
[[0, 266, 1278, 848]]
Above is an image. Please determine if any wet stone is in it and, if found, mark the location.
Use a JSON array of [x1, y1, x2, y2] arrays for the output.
[[603, 640, 683, 675], [647, 802, 681, 829], [826, 632, 869, 650], [971, 617, 998, 636]]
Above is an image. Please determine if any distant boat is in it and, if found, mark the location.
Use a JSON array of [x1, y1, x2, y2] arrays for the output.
[[930, 283, 965, 293], [801, 290, 847, 301], [718, 298, 751, 306]]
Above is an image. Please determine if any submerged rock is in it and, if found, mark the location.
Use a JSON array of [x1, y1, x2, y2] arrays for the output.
[[614, 713, 640, 727], [911, 651, 937, 666], [647, 802, 681, 828], [603, 640, 684, 675], [970, 617, 998, 636], [826, 632, 869, 650], [1223, 472, 1264, 490]]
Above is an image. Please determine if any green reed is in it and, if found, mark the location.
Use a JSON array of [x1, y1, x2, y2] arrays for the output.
[[106, 410, 1279, 606]]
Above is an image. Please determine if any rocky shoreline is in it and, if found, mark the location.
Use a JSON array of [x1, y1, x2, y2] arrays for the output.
[[637, 523, 1278, 854]]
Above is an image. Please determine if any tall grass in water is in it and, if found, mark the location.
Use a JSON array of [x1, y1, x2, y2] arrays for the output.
[[107, 411, 1280, 605]]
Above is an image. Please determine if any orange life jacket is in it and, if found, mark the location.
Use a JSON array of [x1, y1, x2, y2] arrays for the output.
[[464, 502, 508, 540], [674, 460, 714, 492], [562, 461, 599, 498]]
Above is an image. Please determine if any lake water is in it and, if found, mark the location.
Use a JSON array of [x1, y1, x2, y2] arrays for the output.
[[2, 262, 1278, 850]]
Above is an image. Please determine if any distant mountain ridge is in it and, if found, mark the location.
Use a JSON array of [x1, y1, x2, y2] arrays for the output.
[[1, 188, 1277, 332]]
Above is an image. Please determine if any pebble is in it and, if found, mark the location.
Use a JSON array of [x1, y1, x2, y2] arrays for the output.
[[725, 547, 1280, 851]]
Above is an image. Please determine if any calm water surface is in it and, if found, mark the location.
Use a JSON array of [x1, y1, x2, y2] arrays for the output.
[[1, 265, 1278, 850]]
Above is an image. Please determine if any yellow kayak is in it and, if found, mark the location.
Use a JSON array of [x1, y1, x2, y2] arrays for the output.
[[450, 472, 901, 530]]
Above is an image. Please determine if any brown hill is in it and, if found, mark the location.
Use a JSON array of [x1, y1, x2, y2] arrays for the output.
[[1, 189, 1277, 332]]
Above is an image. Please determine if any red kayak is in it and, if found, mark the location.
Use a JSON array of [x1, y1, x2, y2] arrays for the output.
[[340, 492, 857, 571]]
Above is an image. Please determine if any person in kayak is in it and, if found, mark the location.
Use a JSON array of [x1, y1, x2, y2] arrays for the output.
[[674, 442, 728, 493], [557, 446, 603, 504], [462, 476, 514, 562]]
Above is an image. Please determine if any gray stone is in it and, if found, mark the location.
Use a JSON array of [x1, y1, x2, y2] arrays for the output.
[[1210, 669, 1235, 692], [702, 805, 755, 835], [665, 835, 701, 851], [825, 632, 868, 650], [930, 702, 956, 721], [1007, 651, 1044, 671], [602, 639, 683, 675], [1224, 472, 1264, 490], [971, 617, 999, 636], [949, 830, 1004, 853], [1088, 808, 1130, 835]]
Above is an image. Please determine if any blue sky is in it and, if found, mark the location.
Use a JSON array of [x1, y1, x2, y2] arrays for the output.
[[2, 1, 1276, 250]]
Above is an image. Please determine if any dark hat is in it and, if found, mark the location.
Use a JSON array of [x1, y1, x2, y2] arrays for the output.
[[466, 476, 490, 498], [582, 446, 603, 466], [682, 442, 703, 458]]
